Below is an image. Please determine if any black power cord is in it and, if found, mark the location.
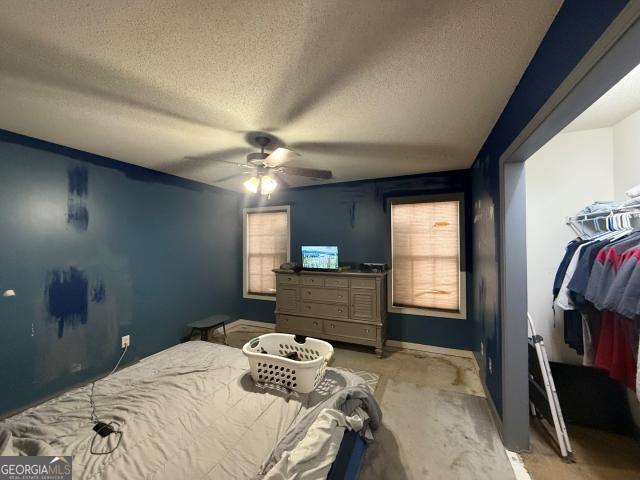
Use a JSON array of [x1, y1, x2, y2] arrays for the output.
[[88, 345, 128, 455]]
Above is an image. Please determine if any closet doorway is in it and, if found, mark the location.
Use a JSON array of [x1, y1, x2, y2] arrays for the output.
[[494, 8, 640, 477], [522, 61, 640, 478]]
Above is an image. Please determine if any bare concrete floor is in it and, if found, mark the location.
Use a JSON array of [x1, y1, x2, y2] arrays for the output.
[[211, 324, 640, 479], [214, 325, 515, 479]]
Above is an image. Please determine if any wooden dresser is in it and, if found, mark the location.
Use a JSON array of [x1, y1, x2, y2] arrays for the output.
[[273, 269, 388, 357]]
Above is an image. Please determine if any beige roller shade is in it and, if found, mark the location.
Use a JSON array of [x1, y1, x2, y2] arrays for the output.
[[247, 210, 288, 295], [391, 200, 461, 312]]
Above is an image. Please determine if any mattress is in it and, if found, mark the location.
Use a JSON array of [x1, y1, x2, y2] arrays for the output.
[[0, 341, 370, 479]]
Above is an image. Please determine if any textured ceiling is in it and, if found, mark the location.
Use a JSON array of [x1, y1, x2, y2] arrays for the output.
[[0, 0, 560, 190], [564, 63, 640, 132]]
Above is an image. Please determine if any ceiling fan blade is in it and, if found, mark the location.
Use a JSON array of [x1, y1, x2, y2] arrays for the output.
[[165, 147, 252, 174], [291, 141, 460, 161], [264, 147, 299, 167], [272, 171, 291, 188], [212, 172, 251, 183], [183, 157, 249, 167], [260, 2, 432, 127], [279, 165, 332, 180], [0, 24, 243, 133]]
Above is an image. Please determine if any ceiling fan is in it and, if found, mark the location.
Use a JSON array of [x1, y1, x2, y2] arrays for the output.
[[199, 134, 333, 195]]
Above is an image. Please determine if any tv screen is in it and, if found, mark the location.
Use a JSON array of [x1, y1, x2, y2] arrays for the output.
[[302, 246, 339, 270]]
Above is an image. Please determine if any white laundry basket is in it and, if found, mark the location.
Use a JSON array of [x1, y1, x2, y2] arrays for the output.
[[242, 333, 334, 394]]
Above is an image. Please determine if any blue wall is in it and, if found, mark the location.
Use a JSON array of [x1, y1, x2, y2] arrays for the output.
[[0, 130, 242, 416], [240, 169, 473, 350], [470, 0, 628, 417]]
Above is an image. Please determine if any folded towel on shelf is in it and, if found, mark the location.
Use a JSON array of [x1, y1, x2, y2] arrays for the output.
[[620, 196, 640, 208], [577, 201, 619, 215], [626, 185, 640, 199]]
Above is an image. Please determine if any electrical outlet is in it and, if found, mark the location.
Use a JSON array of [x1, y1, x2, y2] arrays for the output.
[[121, 335, 130, 349], [488, 357, 493, 375], [480, 341, 484, 356]]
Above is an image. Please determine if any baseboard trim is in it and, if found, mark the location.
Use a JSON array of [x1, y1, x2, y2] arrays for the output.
[[206, 319, 275, 336], [230, 319, 473, 358], [385, 340, 473, 358], [471, 351, 481, 374], [231, 319, 275, 331], [506, 450, 533, 480]]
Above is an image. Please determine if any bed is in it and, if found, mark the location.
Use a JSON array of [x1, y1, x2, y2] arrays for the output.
[[0, 341, 381, 479]]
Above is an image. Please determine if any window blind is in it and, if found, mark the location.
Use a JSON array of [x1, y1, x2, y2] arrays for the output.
[[391, 200, 460, 311], [246, 210, 288, 296]]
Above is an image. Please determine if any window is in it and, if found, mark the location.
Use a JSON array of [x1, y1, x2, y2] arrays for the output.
[[243, 206, 290, 300], [389, 194, 466, 319]]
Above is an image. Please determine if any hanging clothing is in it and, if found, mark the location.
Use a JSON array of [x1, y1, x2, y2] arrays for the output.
[[584, 232, 640, 310], [593, 312, 638, 391], [601, 246, 640, 316], [568, 236, 612, 305], [582, 313, 596, 366], [552, 222, 640, 393], [553, 239, 584, 299], [637, 341, 640, 402], [556, 238, 602, 311], [564, 310, 584, 355], [611, 248, 640, 319]]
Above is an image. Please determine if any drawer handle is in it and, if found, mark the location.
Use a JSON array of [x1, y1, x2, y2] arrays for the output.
[[306, 291, 311, 295], [306, 305, 311, 310], [313, 321, 318, 326], [330, 324, 335, 328], [338, 309, 343, 313], [338, 295, 343, 299], [365, 329, 370, 333]]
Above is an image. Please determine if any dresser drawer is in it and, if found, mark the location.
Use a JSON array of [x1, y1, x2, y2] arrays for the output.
[[325, 277, 349, 288], [324, 320, 377, 340], [350, 278, 376, 289], [300, 301, 348, 318], [300, 287, 348, 303], [278, 314, 322, 333], [277, 274, 299, 285], [301, 276, 325, 287]]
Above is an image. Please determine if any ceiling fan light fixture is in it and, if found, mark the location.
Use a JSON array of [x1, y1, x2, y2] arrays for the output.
[[243, 175, 278, 195], [260, 175, 277, 195], [243, 176, 260, 193]]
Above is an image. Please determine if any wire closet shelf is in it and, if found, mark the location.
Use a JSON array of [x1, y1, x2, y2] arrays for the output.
[[565, 203, 640, 238]]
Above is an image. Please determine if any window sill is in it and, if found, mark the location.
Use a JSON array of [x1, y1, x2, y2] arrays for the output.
[[243, 293, 276, 302], [388, 305, 466, 320]]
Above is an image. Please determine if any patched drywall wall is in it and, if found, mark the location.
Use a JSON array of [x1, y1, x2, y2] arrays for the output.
[[0, 129, 241, 416]]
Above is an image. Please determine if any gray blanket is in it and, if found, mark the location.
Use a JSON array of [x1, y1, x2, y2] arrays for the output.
[[0, 341, 374, 479]]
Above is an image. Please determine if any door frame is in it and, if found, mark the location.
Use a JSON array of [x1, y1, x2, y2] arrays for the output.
[[498, 4, 640, 451]]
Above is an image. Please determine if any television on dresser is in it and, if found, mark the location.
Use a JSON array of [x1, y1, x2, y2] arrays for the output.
[[301, 246, 339, 271]]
